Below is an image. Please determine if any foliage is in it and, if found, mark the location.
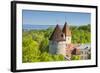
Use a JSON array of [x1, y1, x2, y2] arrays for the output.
[[22, 24, 91, 62], [52, 54, 65, 61], [22, 27, 65, 63], [71, 24, 91, 44], [22, 36, 41, 62], [71, 55, 80, 60]]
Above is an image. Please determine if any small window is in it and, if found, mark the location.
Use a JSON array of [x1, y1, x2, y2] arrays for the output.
[[85, 56, 87, 59], [61, 34, 63, 37], [85, 51, 87, 54], [81, 56, 83, 59], [81, 51, 83, 54]]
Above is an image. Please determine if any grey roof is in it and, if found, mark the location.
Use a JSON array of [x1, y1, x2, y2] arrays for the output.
[[76, 44, 91, 50]]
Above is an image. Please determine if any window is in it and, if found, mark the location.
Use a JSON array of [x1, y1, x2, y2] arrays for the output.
[[85, 56, 87, 59], [85, 51, 87, 54], [81, 51, 83, 54], [81, 56, 83, 59], [61, 34, 63, 37]]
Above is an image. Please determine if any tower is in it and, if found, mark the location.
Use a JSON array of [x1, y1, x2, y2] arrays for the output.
[[62, 22, 71, 44], [49, 24, 66, 56]]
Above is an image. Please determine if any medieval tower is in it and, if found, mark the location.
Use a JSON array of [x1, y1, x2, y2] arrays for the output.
[[49, 22, 71, 56], [62, 22, 71, 44]]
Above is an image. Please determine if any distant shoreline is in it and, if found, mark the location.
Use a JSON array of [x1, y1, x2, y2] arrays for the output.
[[23, 24, 56, 30], [22, 24, 90, 31]]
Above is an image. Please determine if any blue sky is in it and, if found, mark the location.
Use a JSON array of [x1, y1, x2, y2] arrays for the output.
[[22, 10, 91, 26]]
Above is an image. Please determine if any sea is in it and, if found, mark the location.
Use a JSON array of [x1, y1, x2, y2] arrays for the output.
[[23, 24, 63, 31]]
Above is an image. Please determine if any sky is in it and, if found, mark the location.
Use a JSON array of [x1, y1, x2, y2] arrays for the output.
[[22, 10, 91, 26]]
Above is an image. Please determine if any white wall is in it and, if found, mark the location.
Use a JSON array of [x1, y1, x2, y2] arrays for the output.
[[0, 0, 100, 73], [65, 36, 71, 44]]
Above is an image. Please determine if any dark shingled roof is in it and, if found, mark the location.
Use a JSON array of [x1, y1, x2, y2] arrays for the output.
[[49, 24, 65, 41], [62, 22, 71, 36]]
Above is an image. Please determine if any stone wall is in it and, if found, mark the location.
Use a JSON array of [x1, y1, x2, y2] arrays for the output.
[[57, 41, 66, 56], [49, 41, 66, 56]]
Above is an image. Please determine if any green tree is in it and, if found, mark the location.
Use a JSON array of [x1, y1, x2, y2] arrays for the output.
[[22, 37, 41, 63], [71, 55, 80, 60], [40, 52, 54, 62], [52, 54, 65, 61], [39, 38, 49, 52]]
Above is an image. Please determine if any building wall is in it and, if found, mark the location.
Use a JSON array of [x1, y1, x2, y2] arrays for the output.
[[49, 41, 57, 54], [80, 49, 89, 60], [57, 41, 66, 56], [65, 36, 71, 44], [49, 41, 66, 56], [66, 49, 72, 58]]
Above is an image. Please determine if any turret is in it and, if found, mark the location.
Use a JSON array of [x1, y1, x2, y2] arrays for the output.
[[49, 24, 66, 56], [62, 22, 71, 44]]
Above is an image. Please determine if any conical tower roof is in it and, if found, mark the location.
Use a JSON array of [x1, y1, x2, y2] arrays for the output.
[[62, 22, 71, 36], [49, 24, 65, 41]]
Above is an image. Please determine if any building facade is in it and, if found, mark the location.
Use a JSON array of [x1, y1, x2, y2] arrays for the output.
[[78, 44, 91, 60]]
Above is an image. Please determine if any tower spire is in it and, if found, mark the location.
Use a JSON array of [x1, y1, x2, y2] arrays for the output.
[[62, 22, 71, 44], [62, 22, 71, 36]]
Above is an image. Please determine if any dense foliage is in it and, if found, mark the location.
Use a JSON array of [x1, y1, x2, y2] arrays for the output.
[[71, 24, 91, 43], [71, 55, 80, 60], [22, 27, 65, 63], [22, 24, 91, 62]]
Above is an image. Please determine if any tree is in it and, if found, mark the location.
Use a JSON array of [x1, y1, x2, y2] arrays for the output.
[[71, 55, 80, 60], [40, 52, 53, 61], [71, 25, 91, 44], [39, 38, 49, 52], [22, 24, 91, 62], [52, 54, 65, 61], [22, 37, 41, 63]]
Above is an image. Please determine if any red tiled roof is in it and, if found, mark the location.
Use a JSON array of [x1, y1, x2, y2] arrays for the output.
[[66, 44, 80, 55]]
